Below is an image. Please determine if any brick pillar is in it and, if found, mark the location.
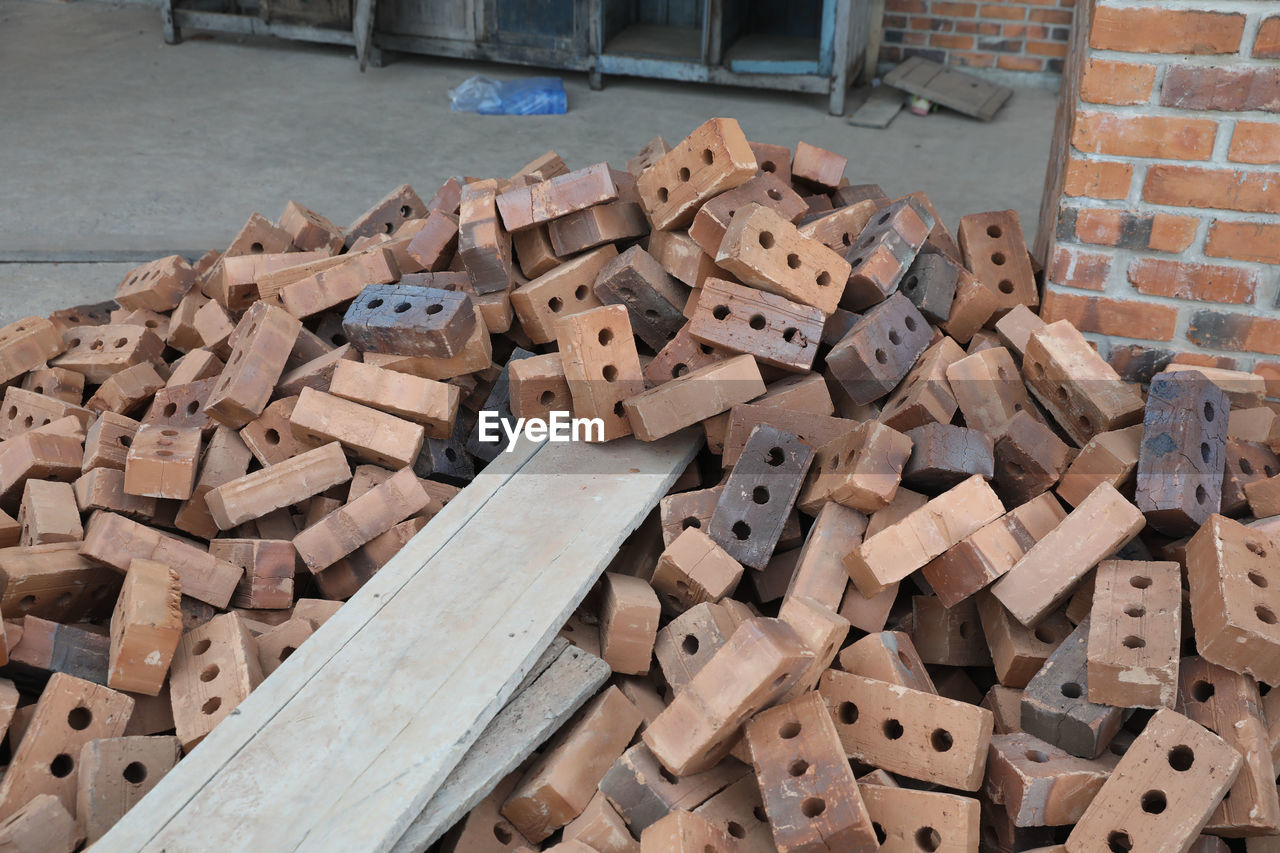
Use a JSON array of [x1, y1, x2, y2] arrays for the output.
[[1036, 0, 1280, 378]]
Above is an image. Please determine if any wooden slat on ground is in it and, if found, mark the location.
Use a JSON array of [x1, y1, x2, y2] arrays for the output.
[[883, 56, 1013, 121], [94, 431, 700, 853], [848, 86, 904, 128], [392, 638, 611, 852]]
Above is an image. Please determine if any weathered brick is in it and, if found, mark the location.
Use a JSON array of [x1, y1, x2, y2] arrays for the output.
[[1041, 290, 1178, 342], [1144, 165, 1280, 214], [1229, 121, 1280, 165], [1080, 59, 1154, 105], [1072, 113, 1216, 161], [1090, 7, 1245, 54], [1187, 310, 1280, 356], [1062, 158, 1132, 200], [1205, 221, 1280, 265], [1256, 15, 1280, 59], [1128, 258, 1258, 305], [1161, 65, 1280, 113], [1048, 245, 1109, 292]]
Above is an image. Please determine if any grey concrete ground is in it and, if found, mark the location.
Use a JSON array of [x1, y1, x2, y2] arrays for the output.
[[0, 0, 1059, 325]]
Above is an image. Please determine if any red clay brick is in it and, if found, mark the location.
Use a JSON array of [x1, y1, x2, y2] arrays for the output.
[[1161, 66, 1280, 113], [1063, 158, 1133, 200], [1252, 360, 1280, 398], [1144, 165, 1280, 214], [1071, 209, 1124, 246], [1080, 59, 1156, 105], [1041, 290, 1178, 342], [1256, 16, 1280, 58], [1029, 8, 1072, 25], [954, 51, 997, 67], [1128, 258, 1258, 305], [1072, 112, 1216, 161], [1026, 40, 1068, 57], [981, 4, 1026, 20], [931, 33, 975, 48], [933, 1, 977, 15], [887, 0, 926, 12], [1090, 7, 1245, 54], [1004, 24, 1049, 39], [955, 21, 1001, 35], [1148, 213, 1199, 253], [1229, 122, 1280, 165], [998, 55, 1043, 72], [1049, 246, 1110, 292], [1205, 221, 1280, 265], [1187, 311, 1280, 355]]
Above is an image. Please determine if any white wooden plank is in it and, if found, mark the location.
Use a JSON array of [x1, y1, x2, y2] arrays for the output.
[[95, 432, 699, 853], [391, 642, 611, 853]]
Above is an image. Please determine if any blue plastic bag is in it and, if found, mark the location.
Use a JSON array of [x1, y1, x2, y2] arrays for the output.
[[448, 76, 567, 115]]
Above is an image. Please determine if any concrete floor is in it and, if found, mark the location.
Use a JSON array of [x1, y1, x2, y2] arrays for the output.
[[0, 0, 1060, 325]]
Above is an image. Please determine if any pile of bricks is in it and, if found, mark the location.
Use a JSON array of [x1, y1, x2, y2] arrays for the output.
[[0, 117, 1275, 853]]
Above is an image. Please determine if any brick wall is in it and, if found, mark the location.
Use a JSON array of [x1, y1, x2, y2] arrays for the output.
[[1035, 0, 1280, 377], [881, 0, 1076, 74]]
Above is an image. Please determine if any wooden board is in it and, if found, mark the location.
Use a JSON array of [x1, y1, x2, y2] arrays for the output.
[[94, 432, 700, 853], [391, 639, 611, 852], [848, 86, 903, 128], [883, 56, 1012, 121]]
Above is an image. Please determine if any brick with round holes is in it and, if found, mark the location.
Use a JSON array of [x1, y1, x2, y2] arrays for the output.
[[859, 783, 980, 852], [340, 284, 475, 359], [817, 670, 995, 790], [1022, 320, 1145, 449], [143, 377, 218, 436], [1021, 617, 1125, 759], [957, 210, 1037, 316], [77, 734, 181, 845], [993, 410, 1073, 506], [555, 305, 644, 443], [654, 600, 751, 695], [899, 252, 962, 325], [745, 691, 879, 852], [594, 245, 689, 351], [636, 118, 757, 232], [1222, 439, 1280, 515], [598, 742, 749, 834], [122, 423, 201, 501], [496, 163, 617, 233], [690, 173, 807, 257], [714, 204, 849, 318], [0, 673, 133, 821], [798, 421, 913, 516], [799, 199, 878, 255], [510, 244, 614, 344], [1065, 708, 1241, 853], [238, 396, 321, 469], [85, 362, 166, 417], [826, 293, 932, 406], [688, 278, 824, 374], [0, 317, 67, 386], [0, 386, 92, 441], [722, 403, 857, 470], [509, 352, 570, 422], [708, 424, 813, 570], [644, 617, 813, 776], [211, 251, 328, 311], [1175, 656, 1280, 836], [985, 732, 1118, 828], [168, 612, 263, 751], [203, 300, 302, 430], [777, 595, 849, 701], [1187, 514, 1280, 690], [1134, 371, 1228, 536], [910, 595, 992, 667], [841, 200, 930, 311], [343, 183, 427, 248], [280, 200, 343, 254], [22, 365, 85, 405], [255, 617, 314, 676], [278, 247, 399, 319], [1087, 560, 1181, 709], [116, 254, 196, 313]]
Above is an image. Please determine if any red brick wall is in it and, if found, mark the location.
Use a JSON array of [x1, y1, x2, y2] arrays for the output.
[[881, 0, 1076, 74], [1036, 0, 1280, 376]]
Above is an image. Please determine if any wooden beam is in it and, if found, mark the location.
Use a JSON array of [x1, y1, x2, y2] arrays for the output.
[[94, 432, 700, 853]]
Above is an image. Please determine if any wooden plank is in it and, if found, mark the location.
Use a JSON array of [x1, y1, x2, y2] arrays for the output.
[[883, 56, 1012, 121], [848, 86, 903, 128], [94, 431, 700, 853], [391, 640, 611, 852]]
